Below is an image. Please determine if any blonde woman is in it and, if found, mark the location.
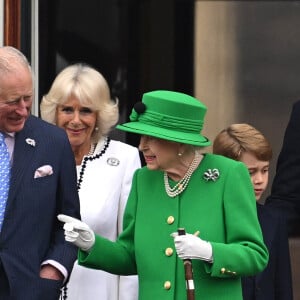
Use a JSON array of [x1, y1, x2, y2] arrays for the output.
[[41, 63, 140, 300]]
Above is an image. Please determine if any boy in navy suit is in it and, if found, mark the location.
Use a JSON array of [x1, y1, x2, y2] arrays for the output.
[[214, 123, 293, 300]]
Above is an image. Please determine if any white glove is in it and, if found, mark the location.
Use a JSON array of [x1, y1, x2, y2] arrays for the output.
[[171, 232, 213, 262], [57, 214, 95, 252]]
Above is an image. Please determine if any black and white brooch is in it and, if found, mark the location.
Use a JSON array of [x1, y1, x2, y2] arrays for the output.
[[203, 168, 220, 182]]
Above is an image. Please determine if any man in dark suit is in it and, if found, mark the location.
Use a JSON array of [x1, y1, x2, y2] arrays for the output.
[[242, 206, 292, 299], [0, 46, 80, 299], [266, 100, 300, 236]]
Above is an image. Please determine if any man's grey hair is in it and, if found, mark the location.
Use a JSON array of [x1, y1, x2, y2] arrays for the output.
[[0, 46, 31, 74]]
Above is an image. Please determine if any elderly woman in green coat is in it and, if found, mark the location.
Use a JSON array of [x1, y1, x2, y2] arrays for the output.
[[59, 90, 268, 300]]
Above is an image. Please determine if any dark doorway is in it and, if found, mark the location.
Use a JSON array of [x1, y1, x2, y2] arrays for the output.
[[38, 0, 194, 147]]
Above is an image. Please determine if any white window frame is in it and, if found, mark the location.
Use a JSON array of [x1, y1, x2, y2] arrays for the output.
[[0, 0, 39, 116], [31, 0, 39, 116], [0, 0, 4, 46]]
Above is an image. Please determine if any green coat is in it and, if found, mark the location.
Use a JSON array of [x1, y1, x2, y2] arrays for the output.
[[78, 154, 268, 300]]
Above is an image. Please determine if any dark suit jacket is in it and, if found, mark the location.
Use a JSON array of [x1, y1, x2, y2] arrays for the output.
[[0, 115, 80, 299], [242, 204, 293, 300], [266, 100, 300, 236]]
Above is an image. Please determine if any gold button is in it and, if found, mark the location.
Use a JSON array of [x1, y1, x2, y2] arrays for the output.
[[221, 268, 226, 274], [165, 247, 173, 256], [164, 281, 171, 290], [167, 216, 175, 224]]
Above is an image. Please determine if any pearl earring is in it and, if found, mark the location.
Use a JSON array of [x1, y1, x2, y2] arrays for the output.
[[178, 152, 182, 157], [94, 127, 99, 131]]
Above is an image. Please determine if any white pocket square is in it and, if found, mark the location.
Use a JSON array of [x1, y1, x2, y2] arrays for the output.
[[34, 165, 53, 178]]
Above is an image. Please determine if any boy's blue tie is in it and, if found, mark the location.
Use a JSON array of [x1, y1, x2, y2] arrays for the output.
[[0, 133, 10, 231]]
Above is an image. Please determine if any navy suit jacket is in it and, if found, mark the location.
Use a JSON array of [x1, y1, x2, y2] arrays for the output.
[[0, 115, 80, 299], [266, 100, 300, 236], [242, 204, 293, 300]]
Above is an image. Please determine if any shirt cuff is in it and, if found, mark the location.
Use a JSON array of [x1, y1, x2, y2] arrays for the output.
[[41, 259, 68, 283]]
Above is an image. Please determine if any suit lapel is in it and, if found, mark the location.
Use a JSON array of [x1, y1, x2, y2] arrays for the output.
[[7, 117, 37, 202]]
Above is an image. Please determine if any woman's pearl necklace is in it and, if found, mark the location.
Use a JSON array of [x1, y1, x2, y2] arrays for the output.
[[164, 151, 202, 197], [87, 143, 96, 156]]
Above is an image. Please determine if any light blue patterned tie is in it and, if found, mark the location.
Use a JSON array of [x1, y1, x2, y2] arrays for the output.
[[0, 132, 10, 231]]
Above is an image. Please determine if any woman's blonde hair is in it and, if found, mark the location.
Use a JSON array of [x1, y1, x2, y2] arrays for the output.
[[40, 63, 118, 142], [213, 123, 272, 161]]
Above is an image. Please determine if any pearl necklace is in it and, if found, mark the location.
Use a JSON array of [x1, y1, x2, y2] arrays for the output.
[[164, 151, 201, 197], [87, 143, 96, 156]]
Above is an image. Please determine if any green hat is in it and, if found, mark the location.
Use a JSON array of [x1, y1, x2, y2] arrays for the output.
[[116, 90, 211, 146]]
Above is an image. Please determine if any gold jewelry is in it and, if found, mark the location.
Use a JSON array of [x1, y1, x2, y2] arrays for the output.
[[164, 151, 201, 197]]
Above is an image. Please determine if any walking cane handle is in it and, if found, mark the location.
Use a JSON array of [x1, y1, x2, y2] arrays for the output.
[[178, 228, 186, 236], [177, 228, 195, 300]]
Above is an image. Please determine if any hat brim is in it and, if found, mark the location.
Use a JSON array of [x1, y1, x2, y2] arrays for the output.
[[116, 122, 211, 147]]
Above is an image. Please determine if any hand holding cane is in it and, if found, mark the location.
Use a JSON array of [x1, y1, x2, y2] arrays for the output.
[[178, 228, 196, 300], [173, 229, 213, 299]]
